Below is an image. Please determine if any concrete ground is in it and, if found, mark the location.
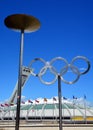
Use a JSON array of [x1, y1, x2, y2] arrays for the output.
[[0, 121, 93, 130]]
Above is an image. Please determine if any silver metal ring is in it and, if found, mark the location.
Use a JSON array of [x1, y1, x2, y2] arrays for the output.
[[50, 57, 68, 75], [28, 58, 46, 77], [71, 56, 90, 75], [60, 64, 80, 84], [29, 56, 90, 85], [38, 65, 57, 85]]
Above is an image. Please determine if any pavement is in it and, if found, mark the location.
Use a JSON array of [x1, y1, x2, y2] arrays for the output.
[[0, 121, 93, 130]]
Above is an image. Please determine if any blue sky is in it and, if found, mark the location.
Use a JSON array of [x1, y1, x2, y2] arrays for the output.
[[0, 0, 93, 103]]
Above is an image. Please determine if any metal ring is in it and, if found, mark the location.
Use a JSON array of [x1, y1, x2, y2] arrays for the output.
[[71, 56, 90, 75], [60, 64, 80, 84], [28, 58, 46, 77], [50, 57, 68, 75], [38, 65, 57, 85], [29, 56, 90, 85]]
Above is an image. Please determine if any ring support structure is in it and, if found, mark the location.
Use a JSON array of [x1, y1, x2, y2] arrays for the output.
[[29, 56, 90, 130], [29, 56, 90, 85]]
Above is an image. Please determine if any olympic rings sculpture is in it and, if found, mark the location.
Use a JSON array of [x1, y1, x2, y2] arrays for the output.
[[29, 56, 90, 85]]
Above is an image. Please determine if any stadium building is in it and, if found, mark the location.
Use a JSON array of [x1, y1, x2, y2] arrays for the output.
[[0, 97, 93, 124]]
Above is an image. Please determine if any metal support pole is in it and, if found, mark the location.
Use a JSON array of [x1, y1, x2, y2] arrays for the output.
[[15, 30, 24, 130], [73, 98, 75, 124], [84, 95, 87, 124], [58, 75, 62, 130]]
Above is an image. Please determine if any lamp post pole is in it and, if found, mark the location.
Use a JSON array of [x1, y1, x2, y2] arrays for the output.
[[4, 14, 40, 130], [15, 30, 24, 130]]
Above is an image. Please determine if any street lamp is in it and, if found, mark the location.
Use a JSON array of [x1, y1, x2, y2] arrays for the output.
[[4, 14, 40, 130]]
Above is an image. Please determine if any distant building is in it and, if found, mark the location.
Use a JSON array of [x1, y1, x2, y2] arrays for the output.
[[0, 97, 93, 123]]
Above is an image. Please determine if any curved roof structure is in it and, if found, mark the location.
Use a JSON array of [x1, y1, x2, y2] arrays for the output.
[[0, 97, 93, 123]]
